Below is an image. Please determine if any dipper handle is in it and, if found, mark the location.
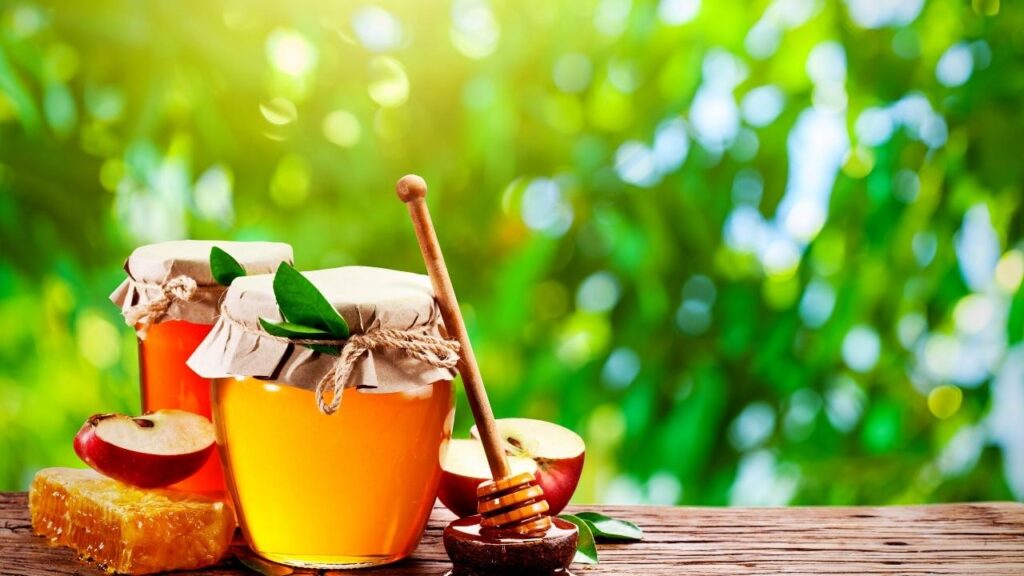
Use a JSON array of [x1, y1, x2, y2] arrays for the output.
[[396, 175, 510, 480]]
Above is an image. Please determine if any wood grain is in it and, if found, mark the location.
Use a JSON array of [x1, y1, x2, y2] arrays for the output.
[[2, 493, 1022, 575]]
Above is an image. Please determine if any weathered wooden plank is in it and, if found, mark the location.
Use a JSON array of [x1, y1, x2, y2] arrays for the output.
[[2, 493, 1022, 575]]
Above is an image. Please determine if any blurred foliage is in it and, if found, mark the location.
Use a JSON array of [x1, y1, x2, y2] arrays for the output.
[[1, 0, 1023, 506]]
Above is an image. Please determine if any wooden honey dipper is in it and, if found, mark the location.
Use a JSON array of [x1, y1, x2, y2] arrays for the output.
[[397, 175, 578, 575]]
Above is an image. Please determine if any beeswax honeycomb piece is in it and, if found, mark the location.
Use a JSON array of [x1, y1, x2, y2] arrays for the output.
[[29, 467, 235, 574]]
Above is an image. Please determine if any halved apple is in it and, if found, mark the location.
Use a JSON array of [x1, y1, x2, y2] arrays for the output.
[[438, 418, 586, 517], [472, 418, 586, 516], [73, 409, 215, 489], [439, 439, 539, 518]]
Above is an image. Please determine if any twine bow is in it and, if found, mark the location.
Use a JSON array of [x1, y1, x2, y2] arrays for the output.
[[314, 329, 461, 415], [123, 275, 198, 337], [212, 306, 462, 415]]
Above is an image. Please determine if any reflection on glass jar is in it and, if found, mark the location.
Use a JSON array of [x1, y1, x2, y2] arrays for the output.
[[213, 377, 454, 568]]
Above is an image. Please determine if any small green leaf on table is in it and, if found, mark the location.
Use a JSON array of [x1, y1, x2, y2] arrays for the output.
[[210, 246, 247, 286], [559, 514, 599, 564], [272, 263, 350, 339], [574, 511, 644, 541]]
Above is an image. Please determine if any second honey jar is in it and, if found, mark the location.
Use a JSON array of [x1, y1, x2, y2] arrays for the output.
[[111, 240, 293, 493]]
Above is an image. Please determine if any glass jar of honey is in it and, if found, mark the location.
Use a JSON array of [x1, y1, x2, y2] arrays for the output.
[[111, 240, 293, 494], [188, 266, 459, 568]]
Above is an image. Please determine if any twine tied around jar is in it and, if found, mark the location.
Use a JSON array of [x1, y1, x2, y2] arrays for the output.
[[312, 329, 461, 415], [123, 275, 199, 337], [217, 306, 461, 415]]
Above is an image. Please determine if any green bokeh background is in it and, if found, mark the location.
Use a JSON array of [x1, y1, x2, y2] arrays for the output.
[[1, 0, 1023, 506]]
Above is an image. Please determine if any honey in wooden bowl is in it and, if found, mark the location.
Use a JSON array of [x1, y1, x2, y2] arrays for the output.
[[443, 515, 578, 576]]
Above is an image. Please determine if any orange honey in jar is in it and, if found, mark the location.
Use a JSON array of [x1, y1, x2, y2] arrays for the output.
[[214, 379, 453, 566], [112, 240, 293, 494], [138, 320, 219, 491], [189, 266, 459, 568]]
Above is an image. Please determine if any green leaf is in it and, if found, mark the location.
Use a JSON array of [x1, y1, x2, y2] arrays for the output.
[[573, 511, 644, 541], [259, 318, 331, 338], [1009, 280, 1024, 345], [559, 514, 599, 565], [259, 318, 340, 356], [272, 263, 350, 339], [0, 48, 42, 135], [210, 246, 247, 286]]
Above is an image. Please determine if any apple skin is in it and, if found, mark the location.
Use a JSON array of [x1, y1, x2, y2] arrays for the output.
[[439, 419, 586, 517], [437, 466, 485, 518], [473, 418, 586, 516], [438, 452, 584, 517], [73, 413, 214, 489], [438, 439, 540, 518], [531, 452, 585, 516], [471, 416, 585, 516]]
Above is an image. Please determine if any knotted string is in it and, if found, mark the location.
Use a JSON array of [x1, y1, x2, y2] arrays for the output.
[[123, 275, 200, 337], [311, 329, 460, 415], [218, 307, 461, 415]]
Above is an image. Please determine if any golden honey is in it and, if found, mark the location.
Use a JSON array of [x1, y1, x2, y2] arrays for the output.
[[138, 319, 224, 494], [212, 376, 454, 568]]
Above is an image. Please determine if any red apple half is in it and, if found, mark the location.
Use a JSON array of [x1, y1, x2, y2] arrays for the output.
[[73, 409, 215, 488], [439, 439, 539, 518], [438, 418, 586, 517], [474, 418, 586, 516]]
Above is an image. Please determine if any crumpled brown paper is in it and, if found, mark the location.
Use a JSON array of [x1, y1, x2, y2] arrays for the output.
[[110, 240, 293, 337], [187, 266, 457, 394]]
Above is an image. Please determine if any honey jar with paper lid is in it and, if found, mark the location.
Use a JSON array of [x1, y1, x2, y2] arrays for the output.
[[111, 240, 293, 494], [188, 265, 460, 569]]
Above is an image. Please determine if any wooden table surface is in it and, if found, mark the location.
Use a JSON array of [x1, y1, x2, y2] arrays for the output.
[[2, 493, 1023, 575]]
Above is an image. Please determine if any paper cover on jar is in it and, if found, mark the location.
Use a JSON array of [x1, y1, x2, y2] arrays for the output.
[[111, 240, 293, 336], [186, 266, 458, 396]]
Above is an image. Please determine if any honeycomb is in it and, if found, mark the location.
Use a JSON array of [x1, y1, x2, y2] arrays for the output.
[[29, 468, 236, 574]]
